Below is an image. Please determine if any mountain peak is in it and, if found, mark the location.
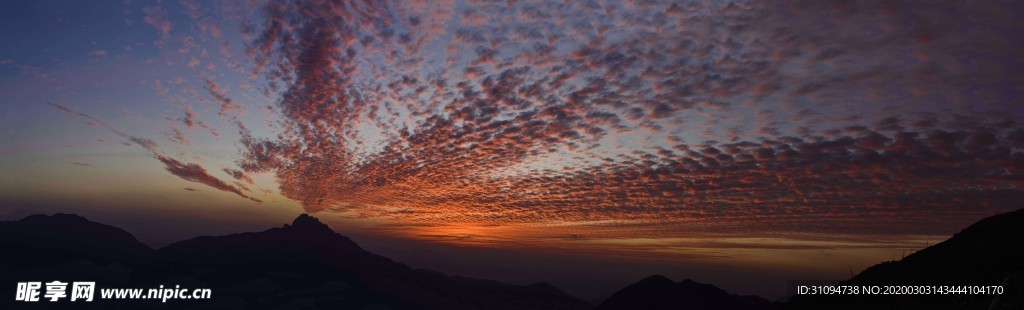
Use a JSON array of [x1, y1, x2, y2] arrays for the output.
[[637, 274, 674, 285], [289, 214, 332, 233]]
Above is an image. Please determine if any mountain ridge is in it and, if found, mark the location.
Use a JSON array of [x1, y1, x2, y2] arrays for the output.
[[5, 209, 1022, 309], [1, 212, 592, 309]]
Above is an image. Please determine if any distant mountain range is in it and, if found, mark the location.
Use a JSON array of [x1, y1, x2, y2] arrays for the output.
[[595, 275, 778, 310], [2, 210, 1022, 309]]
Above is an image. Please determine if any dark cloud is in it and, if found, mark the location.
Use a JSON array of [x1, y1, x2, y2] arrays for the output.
[[155, 155, 254, 200]]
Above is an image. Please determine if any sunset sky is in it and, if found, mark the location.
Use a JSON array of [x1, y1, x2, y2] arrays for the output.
[[2, 0, 1023, 299]]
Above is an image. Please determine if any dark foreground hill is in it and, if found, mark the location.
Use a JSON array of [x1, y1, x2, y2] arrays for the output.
[[595, 275, 779, 310], [1, 213, 590, 310], [784, 208, 1024, 310]]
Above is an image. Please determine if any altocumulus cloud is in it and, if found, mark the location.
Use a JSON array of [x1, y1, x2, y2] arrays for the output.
[[224, 0, 1024, 243]]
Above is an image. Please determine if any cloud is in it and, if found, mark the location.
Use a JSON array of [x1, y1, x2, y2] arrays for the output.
[[155, 155, 255, 200], [205, 79, 242, 120], [48, 103, 259, 203], [180, 106, 196, 129], [223, 168, 254, 184], [229, 0, 1024, 247], [142, 3, 174, 42], [50, 0, 1024, 251]]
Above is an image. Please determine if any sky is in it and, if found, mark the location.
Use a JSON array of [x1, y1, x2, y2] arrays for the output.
[[2, 0, 1024, 300]]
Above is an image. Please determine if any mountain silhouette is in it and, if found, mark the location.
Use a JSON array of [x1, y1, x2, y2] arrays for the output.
[[595, 275, 779, 310], [784, 208, 1024, 310], [156, 213, 380, 264], [1, 213, 591, 309], [5, 210, 1021, 309], [1, 213, 152, 264]]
